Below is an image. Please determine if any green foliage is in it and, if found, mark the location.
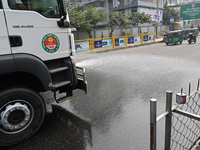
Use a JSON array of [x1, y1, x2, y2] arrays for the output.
[[128, 12, 151, 34], [108, 12, 130, 37], [67, 4, 107, 38], [125, 31, 132, 35], [163, 2, 180, 25], [85, 6, 107, 29]]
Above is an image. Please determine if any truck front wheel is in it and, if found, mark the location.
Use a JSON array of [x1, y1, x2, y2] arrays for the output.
[[0, 87, 45, 146]]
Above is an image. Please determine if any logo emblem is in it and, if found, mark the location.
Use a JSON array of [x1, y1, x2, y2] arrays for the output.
[[42, 33, 60, 53]]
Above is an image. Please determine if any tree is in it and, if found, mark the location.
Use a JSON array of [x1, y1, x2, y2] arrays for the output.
[[128, 12, 151, 34], [84, 6, 107, 29], [67, 4, 107, 38], [107, 12, 130, 37], [163, 2, 179, 25]]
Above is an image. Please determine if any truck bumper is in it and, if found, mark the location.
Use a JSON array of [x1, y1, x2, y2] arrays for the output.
[[76, 66, 88, 94]]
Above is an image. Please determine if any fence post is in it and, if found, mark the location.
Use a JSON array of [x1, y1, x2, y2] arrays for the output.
[[164, 91, 173, 150], [140, 33, 143, 44], [125, 35, 128, 46], [90, 38, 93, 51], [112, 36, 115, 48], [150, 98, 157, 150]]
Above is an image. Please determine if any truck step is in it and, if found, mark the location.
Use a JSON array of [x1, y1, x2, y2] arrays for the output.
[[56, 96, 72, 103], [54, 81, 71, 89], [49, 66, 68, 74]]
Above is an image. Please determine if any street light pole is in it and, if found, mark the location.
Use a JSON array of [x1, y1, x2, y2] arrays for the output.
[[156, 0, 159, 38]]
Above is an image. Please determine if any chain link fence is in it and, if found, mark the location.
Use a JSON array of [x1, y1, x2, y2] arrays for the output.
[[150, 81, 200, 150], [171, 90, 200, 150]]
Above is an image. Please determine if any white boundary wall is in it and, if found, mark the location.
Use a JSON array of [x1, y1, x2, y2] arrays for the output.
[[73, 25, 170, 40]]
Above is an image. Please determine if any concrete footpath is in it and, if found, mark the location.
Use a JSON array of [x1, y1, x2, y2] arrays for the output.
[[78, 38, 164, 54]]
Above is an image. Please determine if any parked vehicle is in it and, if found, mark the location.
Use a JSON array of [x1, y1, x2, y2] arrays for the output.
[[188, 32, 196, 44], [165, 30, 183, 45], [0, 0, 87, 146]]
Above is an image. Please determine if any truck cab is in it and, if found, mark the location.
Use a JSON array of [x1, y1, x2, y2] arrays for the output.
[[0, 0, 87, 146]]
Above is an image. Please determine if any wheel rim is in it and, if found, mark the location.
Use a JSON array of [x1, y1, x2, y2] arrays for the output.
[[0, 100, 34, 134]]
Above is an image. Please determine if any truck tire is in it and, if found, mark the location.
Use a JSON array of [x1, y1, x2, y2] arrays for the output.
[[0, 87, 45, 146]]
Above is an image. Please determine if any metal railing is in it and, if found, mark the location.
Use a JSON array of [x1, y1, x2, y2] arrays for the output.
[[75, 32, 156, 52], [150, 80, 200, 150]]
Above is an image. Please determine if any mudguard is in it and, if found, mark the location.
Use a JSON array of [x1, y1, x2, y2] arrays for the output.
[[0, 54, 53, 91]]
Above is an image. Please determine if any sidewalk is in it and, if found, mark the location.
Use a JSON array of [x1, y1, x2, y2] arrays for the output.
[[88, 38, 164, 53]]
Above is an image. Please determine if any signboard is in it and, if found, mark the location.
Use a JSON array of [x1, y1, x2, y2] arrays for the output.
[[94, 41, 102, 48], [138, 7, 162, 22], [102, 39, 112, 47], [119, 38, 125, 46], [148, 35, 154, 41], [75, 42, 89, 51], [180, 3, 200, 20], [143, 35, 148, 42], [115, 39, 119, 46], [115, 38, 125, 46], [134, 36, 140, 43], [152, 21, 157, 26], [170, 16, 174, 22], [128, 37, 134, 44]]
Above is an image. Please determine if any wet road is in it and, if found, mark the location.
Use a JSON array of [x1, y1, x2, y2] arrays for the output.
[[3, 37, 200, 150]]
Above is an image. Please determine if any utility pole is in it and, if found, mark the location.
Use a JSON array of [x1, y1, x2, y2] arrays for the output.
[[156, 0, 159, 38]]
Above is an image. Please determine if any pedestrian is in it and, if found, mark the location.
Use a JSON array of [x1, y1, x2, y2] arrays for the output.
[[169, 25, 172, 31], [101, 32, 103, 38], [198, 24, 200, 32], [191, 24, 193, 28]]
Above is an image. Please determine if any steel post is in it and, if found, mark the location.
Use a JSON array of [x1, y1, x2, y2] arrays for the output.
[[150, 98, 157, 150], [164, 91, 173, 150]]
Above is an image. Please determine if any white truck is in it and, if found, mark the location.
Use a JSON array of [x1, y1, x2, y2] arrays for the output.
[[0, 0, 87, 146]]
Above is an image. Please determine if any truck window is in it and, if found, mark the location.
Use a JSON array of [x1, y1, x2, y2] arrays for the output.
[[0, 0, 2, 9], [8, 0, 61, 18]]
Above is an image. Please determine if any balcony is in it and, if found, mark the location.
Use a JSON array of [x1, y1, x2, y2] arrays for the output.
[[131, 1, 138, 5]]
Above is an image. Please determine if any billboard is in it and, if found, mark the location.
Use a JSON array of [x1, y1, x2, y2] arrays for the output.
[[115, 38, 125, 46], [75, 42, 90, 51], [180, 3, 200, 20], [102, 40, 112, 47], [138, 7, 162, 23]]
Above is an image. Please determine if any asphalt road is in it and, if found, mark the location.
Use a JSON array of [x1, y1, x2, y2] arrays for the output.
[[3, 37, 200, 150]]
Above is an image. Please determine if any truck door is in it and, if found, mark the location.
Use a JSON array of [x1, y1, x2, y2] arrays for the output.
[[0, 1, 10, 55], [2, 0, 74, 61]]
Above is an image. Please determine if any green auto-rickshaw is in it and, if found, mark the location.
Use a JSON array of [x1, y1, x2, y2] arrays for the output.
[[166, 30, 183, 45], [182, 29, 191, 40]]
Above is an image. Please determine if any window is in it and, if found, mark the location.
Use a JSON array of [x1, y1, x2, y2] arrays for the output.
[[167, 33, 177, 38], [0, 0, 2, 9], [7, 0, 61, 18]]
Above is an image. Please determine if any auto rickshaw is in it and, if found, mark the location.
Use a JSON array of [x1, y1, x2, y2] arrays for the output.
[[166, 30, 183, 45], [182, 29, 191, 40]]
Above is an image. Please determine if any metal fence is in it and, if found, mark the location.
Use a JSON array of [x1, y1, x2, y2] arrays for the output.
[[150, 81, 200, 150], [74, 32, 155, 52]]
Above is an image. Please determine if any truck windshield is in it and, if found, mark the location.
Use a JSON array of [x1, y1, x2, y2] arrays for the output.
[[8, 0, 61, 18]]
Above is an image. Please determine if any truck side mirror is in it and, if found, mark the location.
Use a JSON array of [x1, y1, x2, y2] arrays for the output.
[[57, 0, 69, 27], [57, 20, 70, 27]]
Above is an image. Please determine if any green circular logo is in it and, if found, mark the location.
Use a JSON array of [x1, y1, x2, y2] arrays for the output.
[[42, 33, 60, 53]]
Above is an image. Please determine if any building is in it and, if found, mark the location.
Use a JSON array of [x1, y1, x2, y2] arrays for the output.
[[69, 0, 171, 39], [75, 0, 164, 26]]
